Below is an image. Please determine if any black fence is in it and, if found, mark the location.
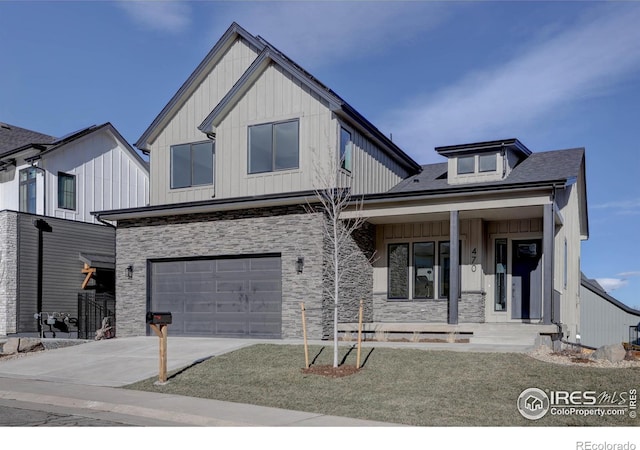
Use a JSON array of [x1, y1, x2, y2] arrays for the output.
[[77, 292, 115, 340]]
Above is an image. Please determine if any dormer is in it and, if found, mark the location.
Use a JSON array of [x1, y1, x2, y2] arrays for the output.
[[435, 138, 531, 185]]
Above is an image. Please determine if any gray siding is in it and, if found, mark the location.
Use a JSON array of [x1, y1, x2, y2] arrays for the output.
[[17, 213, 115, 333], [580, 283, 640, 348]]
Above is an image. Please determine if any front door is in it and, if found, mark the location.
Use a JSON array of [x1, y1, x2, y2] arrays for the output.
[[511, 240, 542, 320]]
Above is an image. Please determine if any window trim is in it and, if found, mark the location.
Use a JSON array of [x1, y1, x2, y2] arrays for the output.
[[57, 171, 76, 211], [170, 140, 215, 190], [248, 119, 300, 175]]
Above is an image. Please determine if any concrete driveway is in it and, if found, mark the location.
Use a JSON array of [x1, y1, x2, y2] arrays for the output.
[[0, 337, 272, 387]]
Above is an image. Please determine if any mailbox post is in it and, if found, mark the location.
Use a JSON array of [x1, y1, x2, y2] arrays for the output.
[[146, 312, 172, 384]]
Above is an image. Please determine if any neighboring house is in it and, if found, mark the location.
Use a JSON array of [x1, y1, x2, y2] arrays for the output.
[[0, 122, 149, 336], [580, 274, 640, 348], [93, 22, 609, 346]]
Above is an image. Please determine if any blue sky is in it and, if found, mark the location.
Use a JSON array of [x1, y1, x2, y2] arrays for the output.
[[1, 1, 639, 308]]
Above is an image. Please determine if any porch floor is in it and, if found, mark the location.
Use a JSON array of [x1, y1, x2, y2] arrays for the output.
[[337, 322, 559, 347]]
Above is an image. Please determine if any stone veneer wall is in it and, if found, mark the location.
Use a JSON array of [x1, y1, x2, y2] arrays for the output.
[[322, 220, 375, 339], [372, 291, 484, 323], [0, 211, 18, 335], [116, 206, 330, 339]]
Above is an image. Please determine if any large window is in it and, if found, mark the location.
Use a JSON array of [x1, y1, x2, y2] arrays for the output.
[[248, 120, 299, 174], [19, 167, 37, 214], [387, 240, 460, 301], [340, 127, 352, 172], [170, 141, 214, 189], [58, 172, 76, 210]]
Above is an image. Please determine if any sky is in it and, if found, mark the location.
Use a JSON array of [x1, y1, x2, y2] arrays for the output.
[[1, 0, 639, 309]]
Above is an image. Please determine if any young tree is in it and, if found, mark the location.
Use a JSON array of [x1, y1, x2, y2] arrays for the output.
[[307, 148, 369, 368]]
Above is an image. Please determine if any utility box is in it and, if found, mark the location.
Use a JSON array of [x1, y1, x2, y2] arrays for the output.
[[146, 311, 172, 325]]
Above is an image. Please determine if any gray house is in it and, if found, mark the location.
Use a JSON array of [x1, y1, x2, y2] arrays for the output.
[[94, 22, 617, 346]]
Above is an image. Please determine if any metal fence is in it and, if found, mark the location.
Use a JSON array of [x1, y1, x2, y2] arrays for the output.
[[77, 292, 115, 340]]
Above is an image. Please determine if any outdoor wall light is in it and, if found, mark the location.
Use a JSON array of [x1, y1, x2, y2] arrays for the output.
[[126, 264, 134, 279], [296, 257, 304, 274]]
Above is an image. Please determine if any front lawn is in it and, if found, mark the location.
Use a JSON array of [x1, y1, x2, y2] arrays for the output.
[[125, 344, 639, 426]]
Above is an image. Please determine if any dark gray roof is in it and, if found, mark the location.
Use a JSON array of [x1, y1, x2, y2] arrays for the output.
[[0, 122, 56, 157], [389, 148, 585, 194], [79, 252, 116, 270]]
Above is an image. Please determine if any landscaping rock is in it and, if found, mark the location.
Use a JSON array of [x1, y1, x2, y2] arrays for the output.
[[2, 338, 19, 355], [17, 338, 44, 353], [591, 344, 627, 363]]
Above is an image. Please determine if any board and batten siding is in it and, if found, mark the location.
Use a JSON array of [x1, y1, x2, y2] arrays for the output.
[[580, 283, 640, 348], [150, 38, 260, 205], [43, 129, 148, 224], [16, 213, 115, 333]]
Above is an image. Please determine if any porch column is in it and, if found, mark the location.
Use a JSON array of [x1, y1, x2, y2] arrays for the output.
[[542, 203, 554, 325], [449, 210, 459, 325]]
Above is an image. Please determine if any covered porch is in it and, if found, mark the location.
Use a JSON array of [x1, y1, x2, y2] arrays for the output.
[[342, 190, 564, 336]]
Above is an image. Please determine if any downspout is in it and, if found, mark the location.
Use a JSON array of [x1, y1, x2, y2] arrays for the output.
[[94, 213, 116, 229]]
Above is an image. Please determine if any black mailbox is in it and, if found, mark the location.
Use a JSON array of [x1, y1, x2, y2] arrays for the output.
[[146, 311, 172, 325]]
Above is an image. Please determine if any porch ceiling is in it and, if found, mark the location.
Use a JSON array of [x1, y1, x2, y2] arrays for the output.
[[364, 205, 543, 224]]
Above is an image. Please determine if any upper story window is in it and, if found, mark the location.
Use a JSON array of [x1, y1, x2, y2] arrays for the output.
[[457, 156, 475, 174], [457, 153, 498, 175], [340, 127, 352, 172], [248, 119, 299, 174], [479, 153, 497, 172], [19, 167, 37, 214], [170, 141, 214, 189], [58, 172, 76, 210]]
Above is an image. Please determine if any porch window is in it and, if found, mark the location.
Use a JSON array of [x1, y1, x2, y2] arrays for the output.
[[388, 243, 409, 299], [495, 239, 507, 311], [413, 242, 435, 299], [439, 242, 451, 298]]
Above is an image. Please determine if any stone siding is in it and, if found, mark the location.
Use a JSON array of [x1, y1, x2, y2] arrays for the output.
[[372, 291, 485, 324], [0, 211, 18, 335], [116, 206, 328, 338], [322, 220, 375, 339]]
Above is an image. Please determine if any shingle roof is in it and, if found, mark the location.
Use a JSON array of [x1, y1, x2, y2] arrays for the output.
[[389, 148, 585, 194], [0, 122, 56, 157]]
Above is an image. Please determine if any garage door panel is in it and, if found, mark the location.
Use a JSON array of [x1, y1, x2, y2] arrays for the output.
[[151, 256, 281, 338], [184, 260, 214, 273], [250, 257, 281, 271], [154, 261, 184, 274], [216, 280, 247, 293], [216, 259, 248, 272]]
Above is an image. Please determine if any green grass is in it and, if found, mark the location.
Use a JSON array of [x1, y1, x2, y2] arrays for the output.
[[124, 344, 640, 426]]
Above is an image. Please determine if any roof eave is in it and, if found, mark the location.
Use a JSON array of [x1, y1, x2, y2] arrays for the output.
[[136, 22, 265, 152]]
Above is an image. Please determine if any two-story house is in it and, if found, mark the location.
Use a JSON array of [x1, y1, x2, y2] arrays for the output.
[[0, 122, 149, 336], [94, 22, 623, 347]]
